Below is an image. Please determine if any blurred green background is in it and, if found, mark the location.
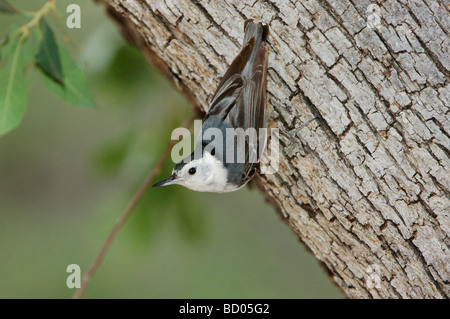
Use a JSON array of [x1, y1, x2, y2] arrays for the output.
[[0, 0, 342, 298]]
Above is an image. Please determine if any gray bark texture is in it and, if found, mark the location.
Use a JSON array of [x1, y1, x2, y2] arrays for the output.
[[99, 0, 450, 298]]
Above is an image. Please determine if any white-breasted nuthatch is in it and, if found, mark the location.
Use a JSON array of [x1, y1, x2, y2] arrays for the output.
[[154, 20, 269, 192]]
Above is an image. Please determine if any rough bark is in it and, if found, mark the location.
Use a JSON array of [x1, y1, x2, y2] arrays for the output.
[[98, 0, 450, 298]]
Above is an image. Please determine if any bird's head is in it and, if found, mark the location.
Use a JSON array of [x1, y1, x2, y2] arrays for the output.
[[153, 152, 228, 192]]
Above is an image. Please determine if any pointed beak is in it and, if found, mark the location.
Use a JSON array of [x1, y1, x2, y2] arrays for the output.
[[153, 174, 181, 187]]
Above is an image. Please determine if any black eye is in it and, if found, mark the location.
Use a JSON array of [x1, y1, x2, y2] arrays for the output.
[[188, 167, 196, 175], [211, 148, 215, 156]]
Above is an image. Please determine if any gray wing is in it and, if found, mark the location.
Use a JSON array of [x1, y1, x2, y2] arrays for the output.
[[228, 43, 269, 132], [200, 20, 269, 185], [205, 37, 256, 120], [226, 43, 269, 181], [206, 21, 268, 129]]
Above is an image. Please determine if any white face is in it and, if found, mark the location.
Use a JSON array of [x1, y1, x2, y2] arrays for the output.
[[174, 152, 232, 192]]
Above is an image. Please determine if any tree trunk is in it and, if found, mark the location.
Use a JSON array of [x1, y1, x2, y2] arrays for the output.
[[98, 0, 450, 298]]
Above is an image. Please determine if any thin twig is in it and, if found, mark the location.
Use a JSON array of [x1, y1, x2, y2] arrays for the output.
[[13, 0, 56, 39], [72, 115, 195, 299]]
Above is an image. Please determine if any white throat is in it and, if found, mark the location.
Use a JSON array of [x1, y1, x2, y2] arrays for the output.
[[180, 152, 236, 193]]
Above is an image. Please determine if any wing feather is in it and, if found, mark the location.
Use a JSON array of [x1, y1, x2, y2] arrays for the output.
[[229, 43, 268, 132], [228, 43, 269, 177], [205, 37, 256, 120]]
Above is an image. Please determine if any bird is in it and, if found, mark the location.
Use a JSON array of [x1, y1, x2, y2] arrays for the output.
[[153, 19, 269, 193]]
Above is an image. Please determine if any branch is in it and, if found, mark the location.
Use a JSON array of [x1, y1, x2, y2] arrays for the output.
[[72, 115, 195, 299]]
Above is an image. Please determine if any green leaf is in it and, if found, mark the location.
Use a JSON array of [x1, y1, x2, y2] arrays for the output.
[[40, 42, 96, 108], [35, 19, 63, 85], [0, 38, 27, 136], [0, 0, 18, 14]]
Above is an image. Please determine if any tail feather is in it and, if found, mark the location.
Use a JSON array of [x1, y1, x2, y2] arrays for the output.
[[241, 20, 268, 77]]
